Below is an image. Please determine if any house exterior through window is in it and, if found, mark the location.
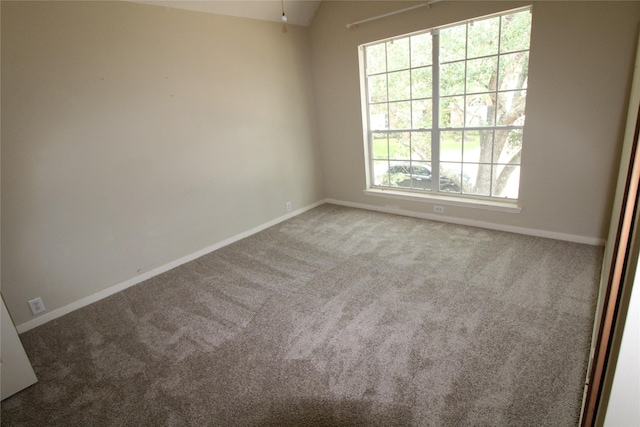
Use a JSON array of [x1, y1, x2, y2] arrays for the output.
[[361, 6, 532, 202]]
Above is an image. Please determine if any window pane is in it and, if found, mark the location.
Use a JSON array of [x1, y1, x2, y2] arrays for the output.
[[411, 33, 432, 67], [371, 132, 388, 159], [440, 24, 467, 63], [411, 67, 432, 99], [411, 131, 431, 161], [362, 7, 530, 201], [500, 10, 531, 53], [463, 163, 491, 196], [496, 90, 526, 126], [440, 96, 464, 128], [410, 161, 432, 190], [467, 17, 499, 58], [389, 101, 411, 129], [461, 163, 476, 192], [465, 93, 496, 127], [389, 132, 411, 160], [440, 162, 462, 193], [388, 70, 410, 101], [387, 38, 410, 71], [373, 159, 390, 186], [463, 130, 484, 163], [440, 61, 465, 96], [370, 103, 388, 130], [499, 52, 528, 91], [412, 99, 432, 129], [368, 74, 387, 103], [494, 129, 522, 164], [466, 56, 498, 94], [410, 162, 431, 177], [388, 160, 411, 187], [492, 164, 520, 199], [440, 131, 462, 162], [366, 43, 386, 75], [475, 130, 495, 162]]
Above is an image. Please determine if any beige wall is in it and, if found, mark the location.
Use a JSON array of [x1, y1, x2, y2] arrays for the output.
[[1, 1, 324, 326], [2, 1, 639, 329], [310, 1, 640, 241]]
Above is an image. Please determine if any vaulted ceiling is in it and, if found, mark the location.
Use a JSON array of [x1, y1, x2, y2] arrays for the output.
[[133, 1, 323, 27]]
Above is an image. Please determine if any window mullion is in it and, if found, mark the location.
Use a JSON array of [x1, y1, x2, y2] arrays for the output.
[[385, 43, 391, 171], [432, 29, 441, 193], [409, 37, 413, 168], [361, 6, 529, 200], [364, 47, 377, 188]]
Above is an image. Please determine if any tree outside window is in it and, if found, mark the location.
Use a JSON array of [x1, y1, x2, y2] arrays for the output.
[[363, 7, 531, 200]]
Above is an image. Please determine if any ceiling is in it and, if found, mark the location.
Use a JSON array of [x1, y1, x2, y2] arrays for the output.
[[133, 1, 323, 27], [39, 1, 631, 29]]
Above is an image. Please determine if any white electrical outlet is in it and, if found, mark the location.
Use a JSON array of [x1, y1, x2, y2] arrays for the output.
[[28, 297, 46, 315], [286, 202, 292, 212], [434, 205, 445, 214]]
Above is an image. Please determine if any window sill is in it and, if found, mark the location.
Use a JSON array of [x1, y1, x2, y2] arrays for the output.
[[363, 187, 522, 213]]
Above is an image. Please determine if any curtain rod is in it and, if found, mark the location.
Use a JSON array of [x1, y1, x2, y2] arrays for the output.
[[346, 0, 443, 29]]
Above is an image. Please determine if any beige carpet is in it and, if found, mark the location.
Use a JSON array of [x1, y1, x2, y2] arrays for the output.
[[1, 204, 603, 426]]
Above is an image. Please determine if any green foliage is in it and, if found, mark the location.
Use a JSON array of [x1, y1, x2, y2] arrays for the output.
[[381, 171, 409, 187], [411, 67, 432, 99], [366, 43, 386, 75], [505, 129, 523, 154], [386, 38, 410, 71], [440, 25, 466, 62], [440, 62, 465, 96], [500, 11, 532, 53], [410, 33, 432, 67], [467, 17, 500, 58], [365, 8, 531, 198], [388, 71, 410, 101], [368, 74, 387, 103], [466, 56, 497, 94]]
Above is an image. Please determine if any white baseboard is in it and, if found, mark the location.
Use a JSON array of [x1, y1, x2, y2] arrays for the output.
[[325, 198, 607, 246], [16, 197, 604, 333], [15, 200, 325, 334]]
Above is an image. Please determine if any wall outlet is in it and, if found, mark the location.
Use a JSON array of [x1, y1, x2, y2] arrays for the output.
[[286, 202, 292, 212], [434, 205, 445, 214], [28, 297, 46, 315]]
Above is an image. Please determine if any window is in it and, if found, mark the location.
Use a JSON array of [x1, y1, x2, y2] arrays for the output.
[[361, 7, 531, 202]]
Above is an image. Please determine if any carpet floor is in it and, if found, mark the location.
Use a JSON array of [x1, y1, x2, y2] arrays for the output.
[[1, 204, 603, 426]]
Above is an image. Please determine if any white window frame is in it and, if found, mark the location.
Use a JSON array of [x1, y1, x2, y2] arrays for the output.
[[360, 6, 532, 212]]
